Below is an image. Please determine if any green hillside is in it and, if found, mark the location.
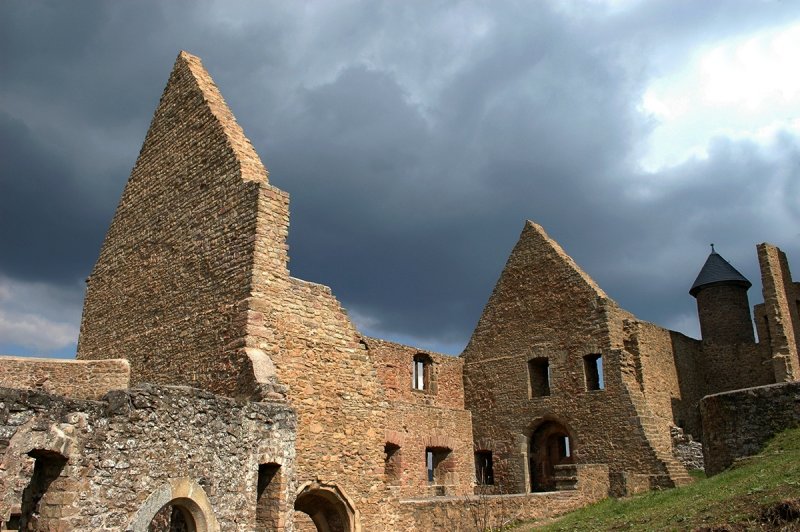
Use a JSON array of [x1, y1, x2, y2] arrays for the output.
[[521, 427, 800, 531]]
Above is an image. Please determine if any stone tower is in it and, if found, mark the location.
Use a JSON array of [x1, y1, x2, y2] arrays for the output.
[[690, 247, 755, 346]]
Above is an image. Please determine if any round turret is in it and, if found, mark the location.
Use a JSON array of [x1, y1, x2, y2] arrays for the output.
[[690, 246, 755, 345]]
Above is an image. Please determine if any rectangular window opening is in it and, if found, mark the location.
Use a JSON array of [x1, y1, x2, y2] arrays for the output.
[[475, 451, 494, 485], [384, 443, 402, 484], [528, 357, 550, 397], [426, 447, 452, 485], [412, 354, 431, 391], [256, 463, 281, 531], [584, 354, 604, 391]]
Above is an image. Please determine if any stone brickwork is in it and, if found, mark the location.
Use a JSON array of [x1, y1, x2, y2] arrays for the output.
[[700, 382, 800, 475], [77, 51, 393, 531], [462, 222, 691, 497], [77, 52, 281, 399], [0, 384, 296, 531], [0, 356, 130, 400], [758, 243, 800, 382], [671, 426, 704, 471], [370, 338, 474, 499]]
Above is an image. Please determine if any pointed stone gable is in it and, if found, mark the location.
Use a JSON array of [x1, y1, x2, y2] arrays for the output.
[[517, 221, 608, 300], [77, 52, 281, 396], [464, 220, 610, 359], [175, 51, 269, 183]]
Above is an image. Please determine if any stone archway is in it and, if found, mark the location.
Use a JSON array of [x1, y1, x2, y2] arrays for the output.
[[127, 478, 220, 532], [529, 419, 575, 492], [293, 482, 359, 532]]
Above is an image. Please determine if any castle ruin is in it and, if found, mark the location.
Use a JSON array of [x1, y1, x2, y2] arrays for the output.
[[1, 51, 799, 531]]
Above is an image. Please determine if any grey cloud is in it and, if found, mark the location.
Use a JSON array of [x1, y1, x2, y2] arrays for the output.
[[1, 1, 800, 355]]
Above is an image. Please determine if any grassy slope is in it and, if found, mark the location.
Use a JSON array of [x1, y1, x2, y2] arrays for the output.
[[520, 427, 800, 531]]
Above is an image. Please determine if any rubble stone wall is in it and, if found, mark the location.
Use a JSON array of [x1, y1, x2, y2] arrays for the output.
[[0, 356, 130, 400], [0, 384, 296, 531], [700, 381, 800, 475]]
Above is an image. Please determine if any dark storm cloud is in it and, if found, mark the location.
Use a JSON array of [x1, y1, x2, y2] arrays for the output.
[[1, 1, 800, 355]]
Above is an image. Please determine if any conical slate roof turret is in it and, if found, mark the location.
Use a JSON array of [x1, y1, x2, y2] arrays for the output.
[[689, 245, 751, 297]]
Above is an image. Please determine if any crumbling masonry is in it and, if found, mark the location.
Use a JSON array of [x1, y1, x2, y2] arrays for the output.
[[2, 51, 799, 531]]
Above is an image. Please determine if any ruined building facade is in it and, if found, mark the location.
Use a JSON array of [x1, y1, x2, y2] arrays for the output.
[[1, 52, 799, 530]]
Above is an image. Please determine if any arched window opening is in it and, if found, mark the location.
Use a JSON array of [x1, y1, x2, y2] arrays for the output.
[[529, 420, 575, 492], [293, 483, 356, 532], [425, 447, 453, 488], [256, 463, 282, 531], [19, 449, 67, 531]]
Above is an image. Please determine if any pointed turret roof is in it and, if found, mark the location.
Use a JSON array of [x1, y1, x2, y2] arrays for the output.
[[689, 247, 751, 297]]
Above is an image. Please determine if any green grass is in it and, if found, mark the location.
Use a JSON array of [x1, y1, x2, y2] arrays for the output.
[[519, 427, 800, 531]]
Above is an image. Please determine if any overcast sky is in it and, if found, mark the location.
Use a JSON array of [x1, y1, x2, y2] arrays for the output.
[[2, 1, 800, 357]]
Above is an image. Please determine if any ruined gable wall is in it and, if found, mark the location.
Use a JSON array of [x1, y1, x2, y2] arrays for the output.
[[462, 222, 680, 495], [369, 338, 474, 499], [0, 385, 296, 531], [759, 243, 800, 381], [620, 321, 703, 437], [0, 356, 130, 400], [77, 53, 279, 397], [246, 276, 394, 529]]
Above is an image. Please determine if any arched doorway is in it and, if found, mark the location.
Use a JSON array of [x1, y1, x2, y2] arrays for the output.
[[529, 420, 574, 492], [148, 501, 196, 532], [127, 478, 219, 532], [293, 482, 358, 532]]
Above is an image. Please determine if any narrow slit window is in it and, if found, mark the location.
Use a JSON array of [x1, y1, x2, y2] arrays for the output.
[[528, 357, 550, 397], [412, 354, 431, 391], [583, 353, 604, 391]]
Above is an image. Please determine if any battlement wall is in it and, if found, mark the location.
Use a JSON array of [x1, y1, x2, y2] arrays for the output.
[[0, 355, 129, 400]]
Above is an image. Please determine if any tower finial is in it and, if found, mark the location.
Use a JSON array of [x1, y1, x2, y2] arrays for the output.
[[710, 243, 715, 253]]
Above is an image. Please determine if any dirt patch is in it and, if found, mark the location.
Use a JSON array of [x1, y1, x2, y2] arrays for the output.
[[760, 498, 800, 527]]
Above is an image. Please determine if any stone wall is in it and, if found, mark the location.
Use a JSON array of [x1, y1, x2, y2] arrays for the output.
[[395, 463, 609, 531], [621, 320, 704, 438], [0, 356, 130, 400], [758, 243, 800, 382], [74, 52, 393, 529], [370, 338, 474, 499], [0, 384, 296, 531], [246, 276, 393, 530], [462, 222, 687, 497], [700, 381, 800, 475], [77, 52, 278, 399], [371, 338, 465, 409]]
